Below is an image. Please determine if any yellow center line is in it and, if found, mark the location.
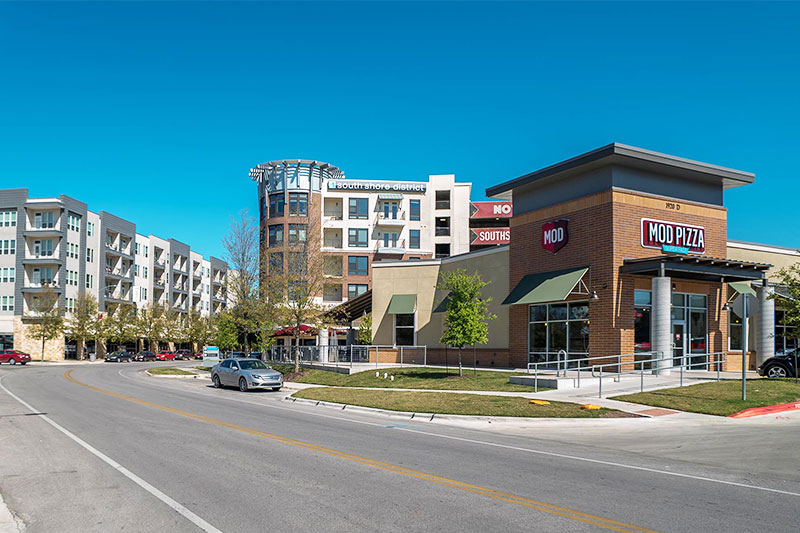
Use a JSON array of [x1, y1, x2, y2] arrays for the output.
[[64, 370, 656, 532]]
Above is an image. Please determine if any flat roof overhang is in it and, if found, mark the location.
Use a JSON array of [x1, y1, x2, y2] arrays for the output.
[[620, 254, 770, 282], [486, 143, 755, 200]]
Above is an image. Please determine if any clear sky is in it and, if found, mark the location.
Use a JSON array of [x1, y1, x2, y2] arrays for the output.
[[2, 2, 798, 259]]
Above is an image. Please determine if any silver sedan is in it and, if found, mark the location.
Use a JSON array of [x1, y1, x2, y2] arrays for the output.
[[211, 358, 283, 392]]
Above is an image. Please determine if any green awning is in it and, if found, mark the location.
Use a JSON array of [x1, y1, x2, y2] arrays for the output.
[[502, 267, 589, 305], [432, 293, 450, 314], [387, 294, 417, 314], [729, 282, 756, 297]]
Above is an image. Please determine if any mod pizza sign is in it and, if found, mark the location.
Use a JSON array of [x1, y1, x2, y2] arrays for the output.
[[641, 218, 705, 254]]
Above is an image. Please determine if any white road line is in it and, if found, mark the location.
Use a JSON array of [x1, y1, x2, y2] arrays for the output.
[[117, 367, 800, 498], [0, 376, 222, 533]]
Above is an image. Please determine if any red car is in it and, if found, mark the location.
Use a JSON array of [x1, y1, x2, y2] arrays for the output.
[[156, 351, 176, 361], [0, 350, 31, 365]]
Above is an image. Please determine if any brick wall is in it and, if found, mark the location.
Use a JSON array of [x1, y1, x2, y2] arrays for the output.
[[508, 188, 730, 369]]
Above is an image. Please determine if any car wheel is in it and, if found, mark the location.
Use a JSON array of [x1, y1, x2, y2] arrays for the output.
[[9, 358, 16, 365], [239, 378, 248, 392], [272, 387, 281, 392], [766, 364, 789, 378], [212, 375, 221, 388]]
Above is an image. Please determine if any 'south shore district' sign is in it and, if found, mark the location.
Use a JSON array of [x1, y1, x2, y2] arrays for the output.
[[542, 219, 569, 253], [640, 218, 706, 254]]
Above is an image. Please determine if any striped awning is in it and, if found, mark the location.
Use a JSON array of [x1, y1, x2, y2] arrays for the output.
[[378, 193, 403, 200]]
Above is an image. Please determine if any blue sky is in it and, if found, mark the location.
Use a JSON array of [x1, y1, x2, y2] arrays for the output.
[[2, 2, 798, 258]]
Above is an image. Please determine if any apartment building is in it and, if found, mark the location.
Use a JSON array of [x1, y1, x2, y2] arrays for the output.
[[250, 159, 482, 306], [0, 188, 228, 358]]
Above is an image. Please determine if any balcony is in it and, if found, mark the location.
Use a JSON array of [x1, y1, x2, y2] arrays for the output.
[[153, 278, 165, 289], [23, 254, 62, 265], [375, 239, 406, 254], [21, 281, 62, 293], [375, 211, 406, 226], [154, 259, 166, 270], [22, 227, 63, 238], [105, 243, 132, 258], [104, 290, 132, 303], [104, 267, 130, 279]]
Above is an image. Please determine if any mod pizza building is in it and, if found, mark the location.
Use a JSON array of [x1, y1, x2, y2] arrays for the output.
[[372, 143, 783, 372]]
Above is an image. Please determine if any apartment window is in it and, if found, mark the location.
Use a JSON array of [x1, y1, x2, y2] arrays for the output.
[[288, 224, 307, 245], [410, 199, 421, 221], [87, 221, 95, 236], [435, 217, 450, 236], [33, 267, 53, 285], [1, 296, 15, 312], [288, 192, 308, 216], [394, 313, 415, 346], [143, 267, 148, 279], [382, 233, 398, 247], [1, 240, 15, 255], [35, 211, 55, 229], [435, 243, 450, 258], [135, 243, 140, 255], [268, 224, 284, 246], [348, 256, 368, 276], [1, 211, 17, 227], [409, 230, 420, 249], [66, 270, 78, 286], [269, 252, 284, 274], [141, 287, 148, 301], [86, 248, 94, 262], [86, 274, 94, 289], [349, 198, 368, 219], [65, 298, 75, 313], [348, 228, 368, 247], [323, 284, 343, 302], [348, 283, 368, 300], [435, 190, 450, 210], [35, 239, 54, 257], [67, 243, 79, 259], [269, 193, 285, 218], [144, 245, 148, 258], [288, 252, 307, 275], [323, 256, 343, 277], [1, 267, 15, 282], [68, 214, 80, 232], [288, 280, 306, 301], [134, 264, 139, 276]]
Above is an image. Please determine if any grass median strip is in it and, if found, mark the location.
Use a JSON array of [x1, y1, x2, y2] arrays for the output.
[[292, 387, 632, 418], [272, 365, 544, 392], [148, 367, 196, 376], [612, 379, 800, 416]]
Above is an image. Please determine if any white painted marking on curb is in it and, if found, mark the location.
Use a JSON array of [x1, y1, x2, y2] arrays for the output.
[[0, 376, 222, 533], [118, 366, 800, 498]]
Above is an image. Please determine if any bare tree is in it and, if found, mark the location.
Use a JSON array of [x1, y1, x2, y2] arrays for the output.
[[275, 207, 327, 373], [222, 209, 262, 351]]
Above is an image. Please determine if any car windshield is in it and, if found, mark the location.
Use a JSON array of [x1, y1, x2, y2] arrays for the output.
[[239, 360, 269, 370]]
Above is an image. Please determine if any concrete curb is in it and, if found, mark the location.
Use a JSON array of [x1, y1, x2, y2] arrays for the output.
[[0, 491, 23, 533], [283, 395, 653, 424], [144, 370, 209, 380]]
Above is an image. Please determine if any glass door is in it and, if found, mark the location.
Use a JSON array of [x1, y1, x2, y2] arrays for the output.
[[391, 201, 398, 219], [672, 320, 686, 369]]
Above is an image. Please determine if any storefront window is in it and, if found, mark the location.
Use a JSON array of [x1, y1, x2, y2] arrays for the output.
[[528, 301, 589, 368], [728, 309, 743, 351], [634, 290, 652, 354], [775, 310, 797, 355], [395, 313, 415, 346]]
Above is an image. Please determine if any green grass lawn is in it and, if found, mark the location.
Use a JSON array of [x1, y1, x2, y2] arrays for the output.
[[270, 364, 541, 392], [293, 387, 628, 418], [193, 366, 211, 372], [613, 379, 800, 416], [148, 367, 196, 376]]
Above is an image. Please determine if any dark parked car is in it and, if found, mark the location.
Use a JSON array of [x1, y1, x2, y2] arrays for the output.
[[229, 351, 246, 359], [134, 351, 157, 362], [175, 349, 192, 360], [758, 349, 798, 378], [0, 350, 31, 365], [105, 350, 132, 363], [249, 352, 262, 360]]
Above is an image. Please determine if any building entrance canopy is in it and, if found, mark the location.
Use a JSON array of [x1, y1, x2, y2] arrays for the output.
[[620, 254, 770, 282]]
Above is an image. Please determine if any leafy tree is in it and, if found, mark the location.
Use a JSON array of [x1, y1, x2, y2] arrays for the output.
[[67, 293, 98, 359], [136, 304, 164, 352], [436, 269, 496, 377], [160, 307, 185, 350], [771, 263, 800, 381], [107, 305, 136, 350], [358, 312, 373, 345], [185, 310, 210, 352], [215, 312, 238, 351], [92, 310, 114, 358], [27, 285, 65, 362]]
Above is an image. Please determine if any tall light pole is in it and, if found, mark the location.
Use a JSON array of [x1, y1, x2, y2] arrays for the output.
[[741, 293, 748, 401]]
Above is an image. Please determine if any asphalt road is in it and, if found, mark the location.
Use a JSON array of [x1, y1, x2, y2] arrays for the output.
[[1, 362, 799, 532]]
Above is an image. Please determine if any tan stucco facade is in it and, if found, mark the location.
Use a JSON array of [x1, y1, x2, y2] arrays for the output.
[[372, 246, 509, 349], [726, 241, 799, 282]]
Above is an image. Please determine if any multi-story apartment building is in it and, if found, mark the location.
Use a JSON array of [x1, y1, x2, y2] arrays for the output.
[[250, 159, 481, 306], [0, 188, 228, 358]]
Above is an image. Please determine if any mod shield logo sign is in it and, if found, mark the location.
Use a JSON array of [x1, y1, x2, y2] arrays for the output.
[[542, 219, 569, 253]]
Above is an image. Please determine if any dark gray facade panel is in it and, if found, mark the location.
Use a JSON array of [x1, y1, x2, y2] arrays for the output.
[[511, 167, 613, 216], [610, 166, 723, 206]]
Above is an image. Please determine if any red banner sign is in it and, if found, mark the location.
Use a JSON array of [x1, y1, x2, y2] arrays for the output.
[[641, 218, 705, 254], [470, 202, 513, 219], [470, 227, 510, 245], [542, 219, 569, 253]]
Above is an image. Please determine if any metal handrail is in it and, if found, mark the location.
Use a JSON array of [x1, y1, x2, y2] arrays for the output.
[[593, 352, 727, 398]]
